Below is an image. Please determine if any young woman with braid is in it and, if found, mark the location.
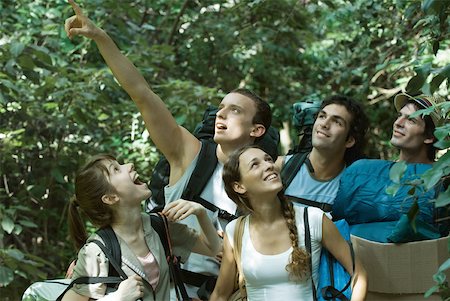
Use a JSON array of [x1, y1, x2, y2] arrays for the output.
[[210, 145, 367, 301]]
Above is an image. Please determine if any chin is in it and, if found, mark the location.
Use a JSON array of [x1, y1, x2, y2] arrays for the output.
[[143, 190, 152, 200], [390, 138, 401, 148]]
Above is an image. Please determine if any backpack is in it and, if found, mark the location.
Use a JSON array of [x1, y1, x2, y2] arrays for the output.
[[303, 208, 355, 301], [281, 99, 322, 187], [22, 214, 191, 301], [146, 105, 280, 221]]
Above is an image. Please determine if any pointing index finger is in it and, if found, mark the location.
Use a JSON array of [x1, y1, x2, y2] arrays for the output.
[[68, 0, 84, 17]]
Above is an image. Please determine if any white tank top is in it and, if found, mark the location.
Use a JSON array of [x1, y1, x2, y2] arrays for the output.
[[226, 206, 324, 301]]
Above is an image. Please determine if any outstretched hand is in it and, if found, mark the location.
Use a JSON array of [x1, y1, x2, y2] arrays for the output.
[[162, 199, 206, 222], [64, 0, 101, 40]]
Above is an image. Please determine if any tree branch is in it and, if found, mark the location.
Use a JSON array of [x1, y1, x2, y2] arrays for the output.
[[167, 0, 190, 46]]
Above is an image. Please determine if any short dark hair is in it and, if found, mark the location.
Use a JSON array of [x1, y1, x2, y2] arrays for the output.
[[231, 88, 272, 142], [320, 95, 369, 165]]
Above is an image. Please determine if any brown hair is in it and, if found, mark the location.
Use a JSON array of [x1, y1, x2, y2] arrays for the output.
[[223, 145, 310, 280], [68, 154, 117, 250], [231, 88, 272, 142]]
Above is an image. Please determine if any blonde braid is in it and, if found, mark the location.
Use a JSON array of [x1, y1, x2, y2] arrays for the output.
[[281, 196, 310, 281]]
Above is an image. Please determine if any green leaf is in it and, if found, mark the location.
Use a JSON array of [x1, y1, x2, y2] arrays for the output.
[[175, 114, 187, 125], [434, 187, 450, 208], [1, 216, 15, 234], [433, 151, 450, 171], [13, 224, 22, 235], [434, 125, 450, 140], [438, 258, 450, 273], [432, 271, 446, 284], [421, 167, 445, 190], [424, 285, 439, 297], [0, 266, 14, 286], [43, 102, 59, 110], [422, 0, 447, 15], [389, 161, 407, 184], [18, 220, 38, 228], [407, 201, 419, 231], [51, 168, 66, 184], [434, 140, 450, 150], [98, 113, 109, 121], [406, 64, 431, 94], [386, 183, 401, 196], [5, 249, 25, 261], [430, 64, 450, 93], [10, 42, 25, 57]]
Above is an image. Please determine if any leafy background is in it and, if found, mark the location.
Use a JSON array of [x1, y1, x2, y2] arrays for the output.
[[0, 0, 449, 299]]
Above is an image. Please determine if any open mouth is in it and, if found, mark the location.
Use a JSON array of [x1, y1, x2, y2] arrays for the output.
[[264, 173, 278, 181], [316, 130, 329, 137], [216, 123, 227, 130], [133, 175, 145, 185], [393, 129, 404, 137]]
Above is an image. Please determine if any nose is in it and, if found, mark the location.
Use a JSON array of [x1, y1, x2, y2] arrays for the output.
[[394, 115, 405, 128], [216, 107, 226, 119], [264, 160, 274, 171], [319, 117, 330, 129], [127, 163, 134, 171]]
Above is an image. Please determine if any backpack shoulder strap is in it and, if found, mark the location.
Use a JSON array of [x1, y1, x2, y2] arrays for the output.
[[150, 213, 191, 301], [182, 140, 218, 200], [56, 237, 127, 301], [232, 216, 246, 299], [303, 207, 318, 301], [96, 227, 123, 279], [89, 239, 128, 280], [56, 276, 123, 301], [281, 151, 309, 188], [150, 213, 170, 258], [181, 140, 237, 222]]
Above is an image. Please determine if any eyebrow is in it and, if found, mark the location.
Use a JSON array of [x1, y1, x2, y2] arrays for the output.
[[246, 157, 258, 168], [218, 103, 243, 110], [107, 162, 117, 172], [320, 110, 348, 126], [332, 115, 347, 125], [399, 107, 421, 121]]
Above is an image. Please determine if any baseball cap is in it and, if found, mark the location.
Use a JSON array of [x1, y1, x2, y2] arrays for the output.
[[394, 92, 445, 126]]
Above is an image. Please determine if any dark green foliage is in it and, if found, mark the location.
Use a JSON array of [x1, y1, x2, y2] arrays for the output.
[[0, 0, 449, 299]]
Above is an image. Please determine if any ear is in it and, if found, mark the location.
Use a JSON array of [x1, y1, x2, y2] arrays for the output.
[[233, 181, 247, 195], [424, 136, 435, 145], [345, 136, 356, 149], [101, 194, 119, 205], [250, 124, 266, 139]]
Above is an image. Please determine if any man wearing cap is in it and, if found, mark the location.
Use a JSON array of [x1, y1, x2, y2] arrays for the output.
[[332, 92, 448, 243], [391, 93, 442, 164]]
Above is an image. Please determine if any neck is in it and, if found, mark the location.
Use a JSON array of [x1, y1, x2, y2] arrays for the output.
[[399, 149, 433, 164], [111, 206, 143, 236], [309, 148, 346, 180], [216, 140, 254, 164], [250, 195, 283, 223]]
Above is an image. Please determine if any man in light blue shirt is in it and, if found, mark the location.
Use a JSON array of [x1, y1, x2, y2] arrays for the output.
[[276, 95, 369, 212]]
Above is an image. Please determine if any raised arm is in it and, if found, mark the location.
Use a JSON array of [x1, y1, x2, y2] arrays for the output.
[[162, 199, 221, 257], [322, 216, 368, 301], [64, 0, 200, 180]]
